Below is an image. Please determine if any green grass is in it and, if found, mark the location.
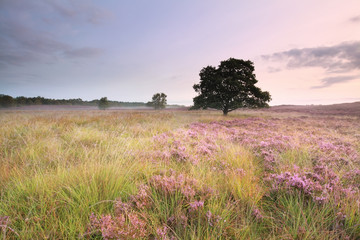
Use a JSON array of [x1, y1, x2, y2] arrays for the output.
[[263, 191, 346, 240], [0, 110, 359, 239]]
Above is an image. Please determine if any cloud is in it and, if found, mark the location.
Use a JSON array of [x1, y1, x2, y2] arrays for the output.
[[350, 15, 360, 23], [0, 20, 66, 66], [0, 1, 105, 67], [0, 19, 67, 67], [43, 0, 111, 24], [263, 41, 360, 73], [64, 48, 104, 58], [0, 0, 110, 25], [267, 67, 282, 73], [0, 19, 70, 51], [311, 75, 358, 89], [0, 50, 41, 68]]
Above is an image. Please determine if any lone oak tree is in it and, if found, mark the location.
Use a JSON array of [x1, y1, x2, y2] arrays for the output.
[[191, 58, 271, 115]]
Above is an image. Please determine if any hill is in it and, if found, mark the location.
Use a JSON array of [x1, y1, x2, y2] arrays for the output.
[[268, 101, 360, 117]]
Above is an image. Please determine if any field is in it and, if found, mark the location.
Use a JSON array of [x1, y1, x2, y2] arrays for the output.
[[0, 106, 360, 239]]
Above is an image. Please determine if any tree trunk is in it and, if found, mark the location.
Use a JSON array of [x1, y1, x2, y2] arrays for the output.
[[223, 106, 229, 115]]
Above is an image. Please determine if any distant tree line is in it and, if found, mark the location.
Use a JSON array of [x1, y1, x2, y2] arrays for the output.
[[0, 94, 148, 108]]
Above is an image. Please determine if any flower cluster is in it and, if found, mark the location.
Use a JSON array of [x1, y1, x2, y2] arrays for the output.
[[86, 170, 218, 239], [130, 184, 151, 210], [252, 207, 264, 220], [0, 216, 9, 228], [86, 184, 153, 239], [87, 212, 147, 239], [156, 225, 170, 240], [87, 115, 359, 239], [149, 171, 205, 200], [268, 163, 360, 205], [269, 171, 325, 202], [170, 141, 189, 163], [0, 216, 18, 238], [206, 211, 222, 227], [188, 201, 204, 212], [166, 214, 188, 229]]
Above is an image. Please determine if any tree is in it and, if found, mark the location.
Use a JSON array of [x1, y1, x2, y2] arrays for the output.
[[0, 94, 14, 108], [34, 96, 44, 105], [147, 93, 167, 109], [98, 97, 109, 110], [191, 58, 271, 115], [15, 96, 27, 106]]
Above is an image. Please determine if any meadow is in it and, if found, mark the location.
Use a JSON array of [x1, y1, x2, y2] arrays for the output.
[[0, 108, 359, 239]]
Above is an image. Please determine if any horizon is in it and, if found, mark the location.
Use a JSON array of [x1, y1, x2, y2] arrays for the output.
[[1, 1, 359, 106], [2, 93, 360, 108]]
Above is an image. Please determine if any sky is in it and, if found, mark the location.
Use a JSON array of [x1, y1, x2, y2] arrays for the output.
[[0, 0, 359, 106]]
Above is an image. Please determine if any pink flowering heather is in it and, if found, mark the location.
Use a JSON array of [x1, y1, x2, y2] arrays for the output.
[[186, 129, 199, 139], [343, 169, 360, 188], [268, 160, 360, 207], [333, 211, 347, 230], [150, 173, 200, 200], [170, 141, 189, 162], [0, 216, 10, 234], [156, 225, 169, 240], [88, 115, 359, 239], [188, 201, 204, 212], [206, 211, 222, 227], [269, 171, 327, 203], [235, 168, 245, 176], [252, 207, 264, 221], [114, 184, 151, 216], [153, 133, 171, 145], [0, 216, 18, 238], [130, 184, 151, 210], [167, 214, 188, 229], [258, 149, 277, 172], [181, 185, 196, 199], [196, 140, 216, 155], [114, 199, 131, 215], [0, 216, 9, 228], [88, 212, 148, 239]]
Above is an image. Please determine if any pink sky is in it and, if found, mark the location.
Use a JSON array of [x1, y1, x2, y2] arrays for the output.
[[0, 0, 359, 105]]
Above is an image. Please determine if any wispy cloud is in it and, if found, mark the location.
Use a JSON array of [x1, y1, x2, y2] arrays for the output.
[[64, 48, 104, 58], [0, 0, 111, 24], [0, 19, 66, 67], [0, 0, 106, 68], [267, 67, 282, 73], [43, 0, 111, 24], [262, 41, 360, 73], [349, 15, 360, 23], [311, 75, 358, 89]]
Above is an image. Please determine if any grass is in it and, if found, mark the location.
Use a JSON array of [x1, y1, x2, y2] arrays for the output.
[[0, 109, 359, 239]]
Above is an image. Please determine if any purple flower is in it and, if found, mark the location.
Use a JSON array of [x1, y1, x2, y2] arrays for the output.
[[252, 207, 264, 220], [206, 211, 221, 226], [156, 225, 168, 240], [188, 201, 204, 212]]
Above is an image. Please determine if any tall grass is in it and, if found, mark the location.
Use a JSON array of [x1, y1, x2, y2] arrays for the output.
[[0, 110, 359, 239]]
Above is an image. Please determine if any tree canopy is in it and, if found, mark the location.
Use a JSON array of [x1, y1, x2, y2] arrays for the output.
[[98, 97, 109, 110], [191, 58, 271, 115], [0, 94, 15, 108], [147, 93, 167, 109]]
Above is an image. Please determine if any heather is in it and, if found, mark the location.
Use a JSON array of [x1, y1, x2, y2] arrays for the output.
[[0, 110, 359, 239]]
